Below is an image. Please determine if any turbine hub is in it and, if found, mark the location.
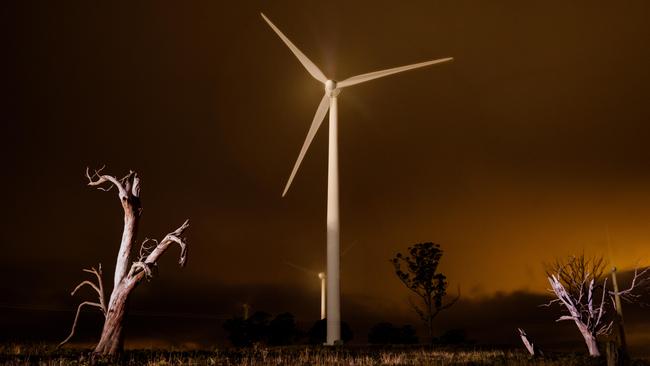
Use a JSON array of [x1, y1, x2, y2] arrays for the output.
[[325, 80, 339, 96]]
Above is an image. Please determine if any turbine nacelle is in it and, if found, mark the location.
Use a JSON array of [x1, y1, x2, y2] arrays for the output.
[[261, 12, 452, 198], [262, 12, 452, 344], [325, 80, 339, 97]]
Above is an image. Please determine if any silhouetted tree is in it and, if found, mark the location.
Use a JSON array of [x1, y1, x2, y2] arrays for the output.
[[223, 311, 272, 347], [223, 316, 249, 347], [543, 254, 648, 357], [391, 242, 459, 342], [59, 167, 190, 356], [268, 312, 299, 346], [308, 319, 353, 344], [439, 328, 467, 345], [368, 322, 418, 344]]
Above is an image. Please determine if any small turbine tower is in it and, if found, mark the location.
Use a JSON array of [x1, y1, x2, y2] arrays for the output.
[[318, 272, 326, 320], [285, 261, 327, 320], [262, 13, 452, 345]]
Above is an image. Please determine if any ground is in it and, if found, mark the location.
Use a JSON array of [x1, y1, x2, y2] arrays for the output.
[[2, 344, 650, 366]]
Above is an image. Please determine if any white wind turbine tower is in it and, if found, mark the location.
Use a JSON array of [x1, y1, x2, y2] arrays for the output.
[[261, 13, 453, 345], [285, 261, 327, 320], [284, 241, 356, 321]]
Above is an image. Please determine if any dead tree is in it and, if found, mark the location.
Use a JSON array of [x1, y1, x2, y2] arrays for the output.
[[517, 328, 543, 357], [544, 254, 648, 357], [60, 167, 190, 355]]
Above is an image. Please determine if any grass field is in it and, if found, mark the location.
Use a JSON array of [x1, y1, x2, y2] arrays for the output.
[[2, 344, 650, 366]]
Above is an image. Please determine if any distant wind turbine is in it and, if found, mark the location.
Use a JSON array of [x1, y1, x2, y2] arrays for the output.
[[284, 242, 357, 321], [261, 13, 453, 345], [285, 261, 327, 320]]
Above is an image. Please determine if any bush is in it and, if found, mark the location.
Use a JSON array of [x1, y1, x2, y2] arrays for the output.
[[222, 311, 271, 347], [307, 319, 353, 344], [224, 311, 304, 347], [368, 322, 419, 344], [268, 312, 299, 346]]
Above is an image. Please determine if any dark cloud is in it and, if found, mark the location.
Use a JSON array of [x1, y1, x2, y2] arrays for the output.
[[3, 263, 649, 356]]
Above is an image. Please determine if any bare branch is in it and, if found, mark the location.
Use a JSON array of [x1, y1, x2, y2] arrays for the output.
[[128, 220, 190, 280], [146, 219, 190, 266], [71, 280, 101, 298], [609, 266, 650, 301], [128, 261, 155, 280], [70, 264, 106, 314], [138, 238, 158, 262], [556, 315, 576, 322], [595, 277, 607, 328], [59, 301, 104, 347], [85, 166, 129, 199]]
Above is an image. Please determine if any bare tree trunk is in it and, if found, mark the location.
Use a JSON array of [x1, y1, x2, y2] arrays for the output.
[[60, 168, 190, 356], [94, 281, 133, 354], [546, 273, 608, 357], [87, 169, 141, 355], [576, 322, 600, 356], [113, 195, 140, 289]]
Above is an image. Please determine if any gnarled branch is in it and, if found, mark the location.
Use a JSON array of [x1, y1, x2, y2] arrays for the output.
[[59, 264, 106, 347], [128, 220, 190, 281], [59, 301, 104, 347], [85, 166, 140, 200], [609, 266, 650, 302]]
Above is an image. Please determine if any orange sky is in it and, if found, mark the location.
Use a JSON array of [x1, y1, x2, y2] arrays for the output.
[[2, 0, 650, 349]]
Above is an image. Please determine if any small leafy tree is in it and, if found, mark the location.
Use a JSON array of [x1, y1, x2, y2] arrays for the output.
[[391, 242, 459, 341]]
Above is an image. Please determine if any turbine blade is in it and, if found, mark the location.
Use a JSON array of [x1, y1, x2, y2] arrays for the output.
[[282, 93, 330, 197], [338, 57, 453, 88], [261, 13, 327, 83], [341, 240, 358, 257], [284, 261, 318, 276]]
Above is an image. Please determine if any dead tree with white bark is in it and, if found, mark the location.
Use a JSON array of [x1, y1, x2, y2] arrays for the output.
[[517, 328, 543, 357], [543, 254, 648, 357], [59, 167, 190, 355]]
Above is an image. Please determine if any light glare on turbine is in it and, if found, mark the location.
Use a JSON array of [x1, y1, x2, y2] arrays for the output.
[[262, 12, 452, 345]]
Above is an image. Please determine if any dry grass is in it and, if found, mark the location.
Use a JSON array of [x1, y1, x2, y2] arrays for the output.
[[1, 343, 649, 365]]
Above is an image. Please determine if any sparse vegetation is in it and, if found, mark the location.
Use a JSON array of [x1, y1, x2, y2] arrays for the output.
[[4, 343, 650, 366]]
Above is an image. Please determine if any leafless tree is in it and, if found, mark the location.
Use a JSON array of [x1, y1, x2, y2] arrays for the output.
[[543, 254, 648, 357], [517, 328, 543, 357], [60, 167, 190, 355]]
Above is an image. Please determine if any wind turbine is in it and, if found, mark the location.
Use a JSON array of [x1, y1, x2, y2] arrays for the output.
[[284, 241, 356, 321], [285, 261, 327, 320], [261, 13, 453, 345]]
